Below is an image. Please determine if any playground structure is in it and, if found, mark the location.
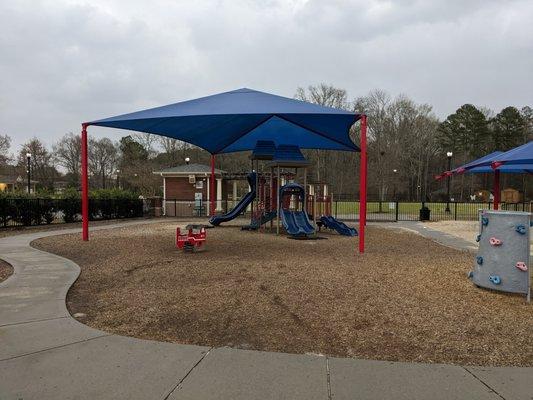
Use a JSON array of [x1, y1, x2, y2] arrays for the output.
[[208, 141, 356, 238], [470, 210, 531, 302], [81, 88, 367, 251]]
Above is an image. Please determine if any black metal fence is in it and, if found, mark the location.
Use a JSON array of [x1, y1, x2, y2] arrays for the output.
[[162, 197, 533, 222], [332, 200, 533, 222], [0, 198, 144, 228]]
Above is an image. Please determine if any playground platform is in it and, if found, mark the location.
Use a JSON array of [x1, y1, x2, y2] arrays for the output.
[[0, 221, 531, 399]]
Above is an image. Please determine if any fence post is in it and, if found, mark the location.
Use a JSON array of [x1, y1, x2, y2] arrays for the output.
[[454, 202, 457, 221], [395, 201, 399, 222], [335, 200, 338, 218]]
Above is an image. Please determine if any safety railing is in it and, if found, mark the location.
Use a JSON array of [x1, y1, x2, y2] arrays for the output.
[[162, 198, 533, 222]]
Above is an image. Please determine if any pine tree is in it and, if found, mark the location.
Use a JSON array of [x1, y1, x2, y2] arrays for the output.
[[491, 107, 525, 150]]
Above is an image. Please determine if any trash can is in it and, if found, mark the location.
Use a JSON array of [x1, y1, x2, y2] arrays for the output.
[[419, 206, 430, 221]]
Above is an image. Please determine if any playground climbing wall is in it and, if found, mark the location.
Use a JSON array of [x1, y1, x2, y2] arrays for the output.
[[470, 210, 531, 301]]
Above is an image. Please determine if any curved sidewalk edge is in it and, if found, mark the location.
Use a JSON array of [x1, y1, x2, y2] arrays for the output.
[[0, 221, 530, 400], [376, 221, 478, 253]]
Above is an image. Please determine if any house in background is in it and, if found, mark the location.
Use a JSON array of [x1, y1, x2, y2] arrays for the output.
[[154, 163, 231, 216], [0, 174, 38, 193]]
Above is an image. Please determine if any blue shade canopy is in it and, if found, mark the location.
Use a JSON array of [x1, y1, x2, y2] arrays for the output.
[[88, 88, 361, 154], [456, 142, 533, 173], [452, 151, 503, 173], [491, 141, 533, 166], [452, 150, 533, 174]]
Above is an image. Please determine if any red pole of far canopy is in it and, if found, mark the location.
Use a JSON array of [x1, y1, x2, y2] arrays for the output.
[[81, 124, 89, 241], [359, 115, 368, 254], [493, 170, 500, 210], [210, 155, 215, 216]]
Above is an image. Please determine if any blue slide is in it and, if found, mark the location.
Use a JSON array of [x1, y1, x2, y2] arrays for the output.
[[320, 215, 358, 236], [281, 209, 315, 237], [209, 173, 256, 226], [278, 183, 315, 237]]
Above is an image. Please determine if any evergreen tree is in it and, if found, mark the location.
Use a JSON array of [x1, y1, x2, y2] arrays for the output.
[[491, 106, 525, 150], [437, 104, 489, 158]]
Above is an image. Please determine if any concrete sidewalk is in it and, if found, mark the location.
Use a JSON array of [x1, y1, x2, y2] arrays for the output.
[[0, 221, 531, 399], [377, 221, 478, 253]]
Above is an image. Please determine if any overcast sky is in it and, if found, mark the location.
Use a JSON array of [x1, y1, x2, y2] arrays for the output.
[[1, 0, 532, 152]]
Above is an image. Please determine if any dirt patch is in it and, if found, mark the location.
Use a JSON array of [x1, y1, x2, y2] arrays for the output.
[[0, 259, 13, 283], [32, 222, 533, 366]]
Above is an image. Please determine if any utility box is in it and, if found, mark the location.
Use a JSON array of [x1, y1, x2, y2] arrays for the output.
[[470, 210, 531, 301]]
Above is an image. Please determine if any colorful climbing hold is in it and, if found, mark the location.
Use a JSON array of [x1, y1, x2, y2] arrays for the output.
[[475, 234, 481, 242], [481, 216, 489, 226], [515, 224, 527, 235], [489, 237, 502, 246], [516, 262, 528, 272], [489, 275, 501, 285], [476, 256, 483, 265]]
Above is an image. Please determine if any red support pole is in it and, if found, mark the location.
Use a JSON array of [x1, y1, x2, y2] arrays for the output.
[[210, 154, 215, 216], [81, 124, 89, 241], [359, 115, 368, 254], [493, 170, 500, 210]]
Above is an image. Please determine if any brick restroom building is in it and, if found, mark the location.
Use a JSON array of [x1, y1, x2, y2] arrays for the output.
[[154, 163, 246, 217]]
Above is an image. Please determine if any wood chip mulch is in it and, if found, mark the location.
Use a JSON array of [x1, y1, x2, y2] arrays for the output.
[[32, 222, 533, 367], [0, 259, 13, 283]]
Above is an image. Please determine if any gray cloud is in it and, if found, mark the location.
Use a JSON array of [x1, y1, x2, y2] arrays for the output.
[[1, 0, 532, 151]]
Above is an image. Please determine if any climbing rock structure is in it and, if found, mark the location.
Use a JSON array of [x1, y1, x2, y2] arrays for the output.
[[471, 210, 531, 302]]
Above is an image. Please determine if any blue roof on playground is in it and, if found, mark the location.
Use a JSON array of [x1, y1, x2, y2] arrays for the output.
[[455, 142, 533, 174], [88, 88, 361, 154], [251, 140, 276, 160]]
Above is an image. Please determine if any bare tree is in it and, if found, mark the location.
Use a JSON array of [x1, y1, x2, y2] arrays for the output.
[[0, 134, 11, 165], [158, 137, 193, 165], [53, 133, 81, 186], [132, 133, 158, 158], [295, 84, 351, 182], [89, 138, 118, 189], [18, 138, 56, 189]]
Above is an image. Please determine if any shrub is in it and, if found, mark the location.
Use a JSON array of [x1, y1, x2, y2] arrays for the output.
[[0, 192, 57, 225], [59, 188, 81, 223], [0, 188, 142, 226]]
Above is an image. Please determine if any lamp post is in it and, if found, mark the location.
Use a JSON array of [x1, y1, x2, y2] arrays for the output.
[[392, 169, 398, 200], [116, 169, 120, 189], [26, 153, 31, 194], [185, 157, 190, 165], [445, 151, 453, 212]]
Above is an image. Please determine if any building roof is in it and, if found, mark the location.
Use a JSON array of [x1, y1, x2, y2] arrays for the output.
[[154, 163, 225, 176], [0, 174, 38, 184]]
